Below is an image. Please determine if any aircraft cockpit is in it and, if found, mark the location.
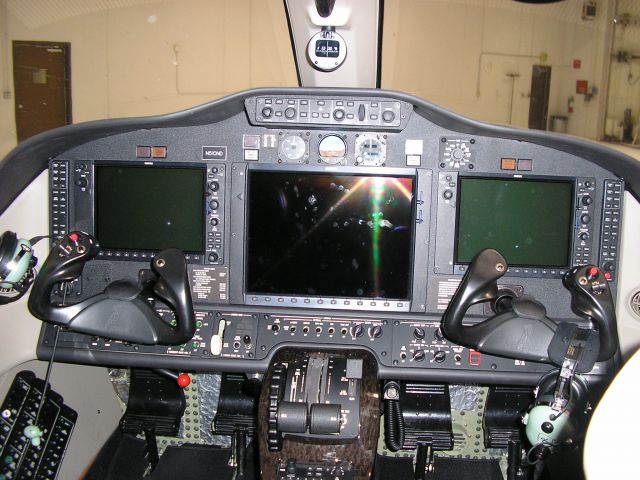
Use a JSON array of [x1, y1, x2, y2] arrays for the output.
[[1, 1, 640, 479]]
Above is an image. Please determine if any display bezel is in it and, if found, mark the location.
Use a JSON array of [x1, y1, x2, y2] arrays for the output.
[[93, 161, 207, 258], [453, 175, 575, 269], [242, 164, 418, 311]]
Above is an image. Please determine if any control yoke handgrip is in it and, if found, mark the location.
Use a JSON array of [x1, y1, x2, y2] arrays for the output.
[[441, 249, 505, 337], [441, 249, 558, 363], [563, 266, 618, 361], [28, 231, 196, 345]]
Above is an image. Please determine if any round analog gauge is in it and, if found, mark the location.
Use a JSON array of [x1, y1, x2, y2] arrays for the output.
[[307, 30, 347, 72], [318, 135, 346, 164], [279, 135, 307, 161], [355, 135, 386, 166]]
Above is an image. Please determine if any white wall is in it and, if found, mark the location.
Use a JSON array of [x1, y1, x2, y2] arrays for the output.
[[382, 0, 611, 139], [0, 0, 298, 159], [0, 0, 623, 154], [606, 0, 640, 140]]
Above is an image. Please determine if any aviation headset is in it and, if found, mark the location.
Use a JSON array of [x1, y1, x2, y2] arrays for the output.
[[524, 369, 589, 449], [0, 231, 44, 304]]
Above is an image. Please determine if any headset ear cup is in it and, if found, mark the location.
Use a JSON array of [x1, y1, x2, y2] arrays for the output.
[[1, 241, 33, 288], [0, 230, 18, 288], [0, 231, 19, 282], [0, 231, 36, 304], [525, 371, 590, 448]]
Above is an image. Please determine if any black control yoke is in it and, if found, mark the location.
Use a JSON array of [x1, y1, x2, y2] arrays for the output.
[[442, 249, 617, 365], [28, 231, 196, 345]]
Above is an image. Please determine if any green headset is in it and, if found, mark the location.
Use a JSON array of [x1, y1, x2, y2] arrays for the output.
[[0, 231, 40, 304], [523, 369, 589, 451]]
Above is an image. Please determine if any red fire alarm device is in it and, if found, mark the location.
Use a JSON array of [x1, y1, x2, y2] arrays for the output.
[[576, 80, 588, 94], [573, 59, 581, 69]]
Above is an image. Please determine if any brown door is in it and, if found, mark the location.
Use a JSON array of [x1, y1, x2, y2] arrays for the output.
[[528, 65, 552, 131], [13, 41, 72, 142]]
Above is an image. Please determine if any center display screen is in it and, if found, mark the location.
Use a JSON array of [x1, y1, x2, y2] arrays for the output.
[[246, 171, 415, 299], [455, 177, 574, 267], [95, 165, 205, 252]]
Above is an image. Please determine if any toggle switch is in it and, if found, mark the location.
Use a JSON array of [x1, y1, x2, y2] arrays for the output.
[[211, 319, 226, 356]]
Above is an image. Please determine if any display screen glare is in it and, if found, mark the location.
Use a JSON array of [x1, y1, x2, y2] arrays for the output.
[[95, 165, 205, 252], [455, 177, 574, 267], [246, 171, 415, 299]]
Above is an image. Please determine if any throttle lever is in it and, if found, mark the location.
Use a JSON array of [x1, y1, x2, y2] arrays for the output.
[[563, 265, 618, 361]]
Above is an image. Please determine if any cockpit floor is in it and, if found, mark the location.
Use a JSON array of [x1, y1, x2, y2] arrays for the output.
[[85, 428, 508, 480]]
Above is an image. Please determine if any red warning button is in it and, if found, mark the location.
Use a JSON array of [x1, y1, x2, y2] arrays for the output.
[[177, 373, 191, 388], [469, 350, 482, 366]]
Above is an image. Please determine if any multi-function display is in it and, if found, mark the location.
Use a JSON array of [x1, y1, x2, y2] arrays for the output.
[[94, 165, 205, 252], [455, 177, 574, 267], [246, 171, 415, 300]]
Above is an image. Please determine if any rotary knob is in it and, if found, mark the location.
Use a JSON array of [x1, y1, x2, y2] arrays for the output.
[[261, 106, 273, 118], [413, 327, 426, 340], [434, 327, 445, 341], [284, 107, 296, 119], [433, 351, 447, 363], [333, 109, 345, 121], [358, 104, 366, 121], [451, 148, 465, 161], [351, 324, 364, 338], [369, 325, 383, 339], [286, 460, 297, 475], [412, 349, 426, 362]]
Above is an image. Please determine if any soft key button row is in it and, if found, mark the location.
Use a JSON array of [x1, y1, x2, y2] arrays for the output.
[[50, 161, 69, 242], [599, 180, 623, 281]]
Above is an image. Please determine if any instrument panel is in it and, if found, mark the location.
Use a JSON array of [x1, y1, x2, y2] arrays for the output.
[[34, 88, 629, 384]]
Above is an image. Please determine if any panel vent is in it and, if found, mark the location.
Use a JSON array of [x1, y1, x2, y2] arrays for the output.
[[630, 291, 640, 319]]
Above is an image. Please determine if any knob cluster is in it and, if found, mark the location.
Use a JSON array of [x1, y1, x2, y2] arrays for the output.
[[411, 348, 447, 363], [350, 323, 384, 339], [409, 326, 448, 363]]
